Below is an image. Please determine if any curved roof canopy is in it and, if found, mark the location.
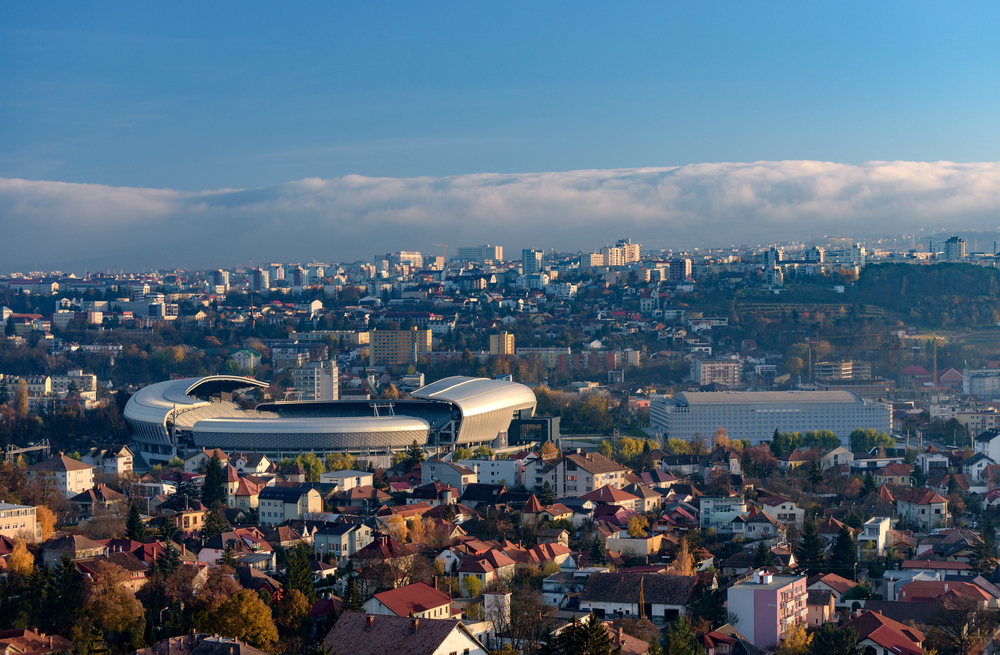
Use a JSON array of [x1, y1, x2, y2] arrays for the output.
[[410, 376, 536, 444], [124, 376, 268, 426]]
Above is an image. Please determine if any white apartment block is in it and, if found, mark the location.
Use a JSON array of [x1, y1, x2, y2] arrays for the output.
[[51, 370, 98, 399], [28, 455, 95, 498], [650, 391, 891, 445]]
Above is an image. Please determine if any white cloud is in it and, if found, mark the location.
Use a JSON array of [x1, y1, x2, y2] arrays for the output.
[[2, 159, 1000, 271]]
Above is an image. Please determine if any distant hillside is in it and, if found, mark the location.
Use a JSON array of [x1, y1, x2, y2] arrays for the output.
[[857, 263, 1000, 327]]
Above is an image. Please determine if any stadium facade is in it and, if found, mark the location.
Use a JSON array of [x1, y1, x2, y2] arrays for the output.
[[649, 390, 891, 446], [124, 375, 537, 465]]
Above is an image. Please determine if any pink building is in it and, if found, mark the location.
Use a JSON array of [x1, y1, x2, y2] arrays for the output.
[[726, 571, 808, 649]]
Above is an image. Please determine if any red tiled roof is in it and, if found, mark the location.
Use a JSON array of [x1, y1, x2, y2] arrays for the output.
[[896, 489, 948, 505], [372, 581, 451, 616], [807, 573, 856, 595], [579, 485, 639, 504], [901, 559, 971, 571], [521, 494, 543, 514], [841, 611, 924, 655]]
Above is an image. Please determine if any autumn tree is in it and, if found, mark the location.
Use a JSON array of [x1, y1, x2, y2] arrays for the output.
[[407, 516, 428, 544], [776, 624, 812, 655], [386, 515, 408, 543], [202, 589, 279, 651], [462, 574, 483, 598], [7, 537, 33, 578], [274, 588, 311, 631], [931, 596, 998, 655], [85, 560, 146, 651], [627, 515, 649, 538], [674, 536, 694, 575]]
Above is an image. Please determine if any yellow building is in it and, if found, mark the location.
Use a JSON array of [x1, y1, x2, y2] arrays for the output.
[[369, 327, 432, 366], [489, 332, 515, 355]]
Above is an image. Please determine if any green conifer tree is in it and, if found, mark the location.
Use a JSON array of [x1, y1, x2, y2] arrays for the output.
[[831, 525, 859, 580], [794, 517, 827, 578], [753, 541, 774, 568], [125, 503, 146, 541], [157, 542, 182, 574], [663, 618, 706, 655], [590, 535, 608, 565], [404, 440, 425, 472], [344, 576, 363, 613], [286, 544, 316, 603], [201, 453, 226, 509], [540, 481, 556, 506]]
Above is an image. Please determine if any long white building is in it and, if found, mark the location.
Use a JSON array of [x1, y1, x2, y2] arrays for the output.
[[649, 390, 890, 446]]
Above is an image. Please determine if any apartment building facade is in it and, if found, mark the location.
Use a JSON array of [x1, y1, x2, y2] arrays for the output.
[[369, 327, 432, 366]]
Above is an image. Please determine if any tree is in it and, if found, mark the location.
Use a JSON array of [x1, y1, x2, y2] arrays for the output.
[[8, 537, 33, 578], [223, 543, 238, 568], [386, 515, 408, 543], [404, 440, 425, 472], [125, 503, 146, 541], [274, 588, 311, 631], [84, 560, 146, 637], [540, 481, 556, 506], [286, 544, 316, 603], [776, 624, 812, 655], [674, 536, 695, 575], [201, 503, 229, 542], [35, 505, 56, 541], [627, 515, 649, 538], [809, 623, 859, 655], [831, 525, 859, 580], [540, 441, 560, 457], [808, 461, 823, 486], [201, 453, 226, 509], [598, 440, 614, 459], [754, 541, 774, 568], [462, 574, 483, 598], [576, 612, 615, 655], [157, 542, 182, 574], [912, 465, 926, 488], [590, 535, 608, 565], [662, 618, 705, 655], [0, 381, 9, 406], [794, 517, 827, 578], [932, 597, 998, 655], [969, 538, 997, 577], [202, 589, 279, 651], [343, 576, 363, 612], [861, 472, 878, 495]]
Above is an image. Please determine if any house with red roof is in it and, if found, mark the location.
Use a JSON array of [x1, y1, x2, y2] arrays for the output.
[[458, 550, 516, 592], [363, 581, 453, 619], [841, 610, 924, 655], [579, 485, 640, 511], [898, 580, 991, 605], [806, 573, 857, 605]]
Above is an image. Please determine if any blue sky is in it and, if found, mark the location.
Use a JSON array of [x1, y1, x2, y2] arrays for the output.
[[3, 2, 999, 191], [4, 3, 1000, 271]]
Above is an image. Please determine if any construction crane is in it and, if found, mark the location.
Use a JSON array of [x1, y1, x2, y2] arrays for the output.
[[433, 244, 448, 264]]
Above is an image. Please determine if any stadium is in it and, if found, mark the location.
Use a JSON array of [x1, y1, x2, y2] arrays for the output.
[[124, 375, 537, 465]]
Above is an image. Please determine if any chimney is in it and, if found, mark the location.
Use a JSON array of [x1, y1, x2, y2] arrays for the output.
[[433, 576, 438, 590], [411, 617, 419, 633], [182, 544, 187, 556], [365, 616, 375, 630]]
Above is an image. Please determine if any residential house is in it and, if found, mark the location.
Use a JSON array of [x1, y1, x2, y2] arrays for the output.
[[875, 462, 914, 487], [323, 613, 488, 655], [314, 522, 374, 566], [183, 448, 229, 473], [409, 482, 459, 507], [580, 572, 699, 623], [364, 581, 453, 619], [70, 484, 126, 519], [806, 590, 836, 627], [320, 470, 374, 491], [623, 484, 663, 513], [77, 551, 150, 591], [660, 455, 702, 477], [727, 572, 808, 649], [858, 517, 891, 555], [898, 580, 991, 606], [534, 451, 630, 498], [42, 534, 105, 566], [757, 495, 804, 526], [841, 611, 924, 655], [606, 531, 663, 557], [231, 452, 271, 475], [741, 509, 786, 543], [699, 496, 748, 532], [458, 550, 517, 592], [819, 446, 854, 470], [421, 461, 477, 495], [28, 455, 94, 498], [964, 452, 996, 483], [258, 486, 322, 525], [807, 573, 858, 605], [459, 483, 506, 509], [82, 444, 134, 476], [0, 629, 74, 654], [896, 489, 950, 530], [579, 485, 640, 512], [901, 559, 973, 577]]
